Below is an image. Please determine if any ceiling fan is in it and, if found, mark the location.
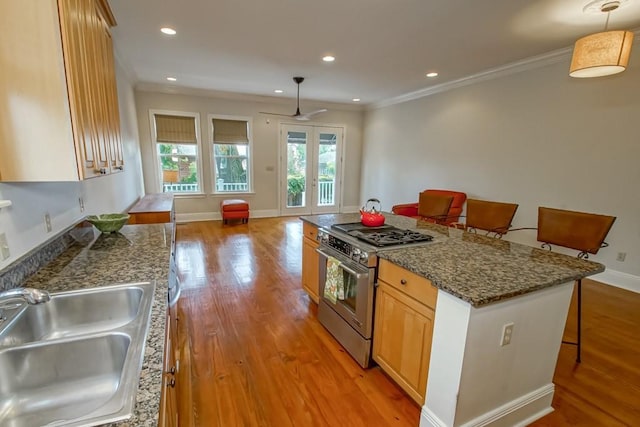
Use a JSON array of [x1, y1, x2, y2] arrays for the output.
[[260, 77, 327, 121]]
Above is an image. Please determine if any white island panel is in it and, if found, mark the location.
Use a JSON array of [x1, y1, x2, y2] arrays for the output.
[[422, 281, 573, 427]]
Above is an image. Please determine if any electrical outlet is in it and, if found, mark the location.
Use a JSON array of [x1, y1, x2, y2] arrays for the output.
[[616, 252, 626, 262], [44, 212, 52, 233], [79, 197, 85, 213], [501, 322, 514, 347], [0, 233, 10, 261]]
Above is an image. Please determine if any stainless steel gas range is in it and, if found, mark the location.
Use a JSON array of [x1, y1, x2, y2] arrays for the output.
[[316, 222, 433, 368]]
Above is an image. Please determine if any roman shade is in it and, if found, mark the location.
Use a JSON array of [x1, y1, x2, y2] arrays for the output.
[[212, 119, 248, 144], [154, 114, 197, 144]]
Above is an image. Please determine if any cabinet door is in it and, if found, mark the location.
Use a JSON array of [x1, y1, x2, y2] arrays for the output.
[[58, 0, 101, 179], [0, 0, 79, 181], [159, 313, 178, 427], [373, 282, 435, 405], [302, 237, 320, 303], [98, 20, 124, 172]]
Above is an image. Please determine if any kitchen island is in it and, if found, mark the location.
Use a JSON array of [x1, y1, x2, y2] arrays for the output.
[[0, 223, 171, 426], [301, 213, 604, 427]]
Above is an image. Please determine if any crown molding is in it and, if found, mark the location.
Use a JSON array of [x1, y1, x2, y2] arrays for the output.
[[135, 82, 365, 112], [371, 48, 571, 110], [372, 28, 640, 111]]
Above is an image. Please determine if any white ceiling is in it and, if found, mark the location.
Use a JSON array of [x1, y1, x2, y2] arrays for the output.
[[108, 0, 640, 106]]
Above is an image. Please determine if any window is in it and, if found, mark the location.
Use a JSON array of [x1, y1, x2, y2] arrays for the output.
[[152, 112, 201, 194], [211, 116, 251, 193]]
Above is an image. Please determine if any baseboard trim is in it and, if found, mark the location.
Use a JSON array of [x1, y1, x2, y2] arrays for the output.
[[175, 212, 217, 223], [421, 384, 554, 427], [420, 406, 448, 427], [591, 269, 640, 294], [175, 209, 280, 223], [459, 384, 555, 427]]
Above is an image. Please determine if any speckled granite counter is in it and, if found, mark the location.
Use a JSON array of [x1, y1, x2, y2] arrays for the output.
[[300, 213, 604, 307], [11, 223, 171, 426]]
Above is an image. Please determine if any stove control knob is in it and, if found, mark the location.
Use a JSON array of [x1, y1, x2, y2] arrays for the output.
[[352, 248, 361, 259], [317, 230, 328, 243], [360, 251, 369, 263]]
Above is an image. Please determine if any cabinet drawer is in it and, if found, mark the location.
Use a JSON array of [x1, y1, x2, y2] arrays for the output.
[[302, 222, 318, 241], [378, 259, 437, 309]]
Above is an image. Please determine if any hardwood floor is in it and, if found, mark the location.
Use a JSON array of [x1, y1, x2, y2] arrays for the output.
[[174, 217, 640, 426]]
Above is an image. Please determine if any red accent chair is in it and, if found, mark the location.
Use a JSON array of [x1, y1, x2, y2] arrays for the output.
[[392, 189, 467, 225], [220, 199, 250, 224]]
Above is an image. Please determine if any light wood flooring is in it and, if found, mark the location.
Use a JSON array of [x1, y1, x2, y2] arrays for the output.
[[174, 217, 640, 426]]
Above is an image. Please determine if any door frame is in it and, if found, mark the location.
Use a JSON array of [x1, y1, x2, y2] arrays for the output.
[[278, 121, 345, 216]]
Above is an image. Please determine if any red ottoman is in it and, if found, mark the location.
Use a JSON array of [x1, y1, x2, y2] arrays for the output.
[[220, 199, 249, 224]]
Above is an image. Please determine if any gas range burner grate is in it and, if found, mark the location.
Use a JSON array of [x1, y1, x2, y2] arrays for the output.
[[331, 222, 434, 248], [352, 229, 434, 247]]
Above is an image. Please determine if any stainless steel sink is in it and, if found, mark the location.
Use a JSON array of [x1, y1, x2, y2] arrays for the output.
[[0, 284, 147, 347], [0, 282, 155, 427]]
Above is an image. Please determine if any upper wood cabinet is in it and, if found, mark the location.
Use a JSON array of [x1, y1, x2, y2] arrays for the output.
[[0, 0, 123, 182]]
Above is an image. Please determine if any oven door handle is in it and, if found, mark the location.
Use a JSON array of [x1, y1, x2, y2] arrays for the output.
[[316, 248, 368, 279]]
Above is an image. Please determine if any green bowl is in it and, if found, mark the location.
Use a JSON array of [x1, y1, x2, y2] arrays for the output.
[[86, 213, 130, 233]]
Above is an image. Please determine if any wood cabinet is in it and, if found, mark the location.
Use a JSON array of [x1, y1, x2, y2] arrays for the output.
[[373, 259, 438, 405], [159, 306, 179, 427], [301, 222, 320, 303], [0, 0, 123, 182]]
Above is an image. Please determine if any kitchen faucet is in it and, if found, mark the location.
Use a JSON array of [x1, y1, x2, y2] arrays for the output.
[[0, 288, 51, 321]]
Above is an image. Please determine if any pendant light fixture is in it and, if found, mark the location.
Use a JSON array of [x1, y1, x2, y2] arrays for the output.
[[569, 1, 634, 78]]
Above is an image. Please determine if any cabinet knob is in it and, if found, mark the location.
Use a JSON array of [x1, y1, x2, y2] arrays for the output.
[[97, 168, 107, 175], [167, 378, 176, 388], [115, 165, 124, 171], [400, 279, 407, 285], [168, 366, 176, 375]]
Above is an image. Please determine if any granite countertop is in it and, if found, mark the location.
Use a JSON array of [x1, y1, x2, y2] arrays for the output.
[[300, 213, 604, 307], [19, 223, 171, 426]]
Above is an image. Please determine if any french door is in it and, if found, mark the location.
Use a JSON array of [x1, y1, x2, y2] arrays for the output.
[[280, 124, 343, 215]]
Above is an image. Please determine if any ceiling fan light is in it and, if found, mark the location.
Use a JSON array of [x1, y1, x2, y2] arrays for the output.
[[569, 30, 634, 78]]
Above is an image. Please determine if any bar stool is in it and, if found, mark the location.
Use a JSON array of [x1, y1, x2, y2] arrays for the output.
[[536, 206, 616, 363], [451, 199, 519, 238], [417, 193, 454, 224]]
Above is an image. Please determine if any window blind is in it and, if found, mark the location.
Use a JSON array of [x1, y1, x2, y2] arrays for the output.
[[212, 119, 248, 144], [155, 114, 197, 144]]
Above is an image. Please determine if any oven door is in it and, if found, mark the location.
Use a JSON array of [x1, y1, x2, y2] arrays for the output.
[[316, 246, 375, 339]]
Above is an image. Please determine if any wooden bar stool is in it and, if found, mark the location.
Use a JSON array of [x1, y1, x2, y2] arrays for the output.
[[536, 207, 616, 363], [452, 199, 519, 238], [417, 193, 454, 224]]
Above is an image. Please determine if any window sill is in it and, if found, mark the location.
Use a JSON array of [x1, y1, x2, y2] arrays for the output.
[[172, 192, 207, 199], [211, 192, 255, 197]]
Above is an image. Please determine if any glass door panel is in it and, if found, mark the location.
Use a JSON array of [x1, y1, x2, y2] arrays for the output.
[[286, 130, 308, 208], [316, 131, 337, 208], [312, 127, 342, 214]]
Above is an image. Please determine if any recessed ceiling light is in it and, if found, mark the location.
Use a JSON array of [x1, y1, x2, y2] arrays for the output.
[[426, 72, 439, 78], [161, 27, 177, 35], [274, 89, 284, 93], [323, 55, 336, 62], [352, 98, 361, 102], [166, 77, 177, 82]]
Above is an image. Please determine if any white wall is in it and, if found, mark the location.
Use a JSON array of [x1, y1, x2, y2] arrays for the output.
[[362, 50, 640, 282], [134, 90, 364, 219], [0, 59, 144, 271]]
